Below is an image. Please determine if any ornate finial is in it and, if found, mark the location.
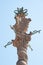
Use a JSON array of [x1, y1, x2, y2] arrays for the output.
[[14, 7, 28, 16]]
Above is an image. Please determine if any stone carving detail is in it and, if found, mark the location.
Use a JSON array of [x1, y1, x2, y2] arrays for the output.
[[4, 7, 41, 65], [11, 7, 31, 65]]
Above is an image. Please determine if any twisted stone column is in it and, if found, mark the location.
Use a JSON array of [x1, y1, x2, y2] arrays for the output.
[[10, 7, 31, 65], [17, 46, 28, 65], [4, 7, 41, 65], [12, 32, 31, 65]]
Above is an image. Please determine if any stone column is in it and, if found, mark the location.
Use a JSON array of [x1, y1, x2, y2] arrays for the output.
[[17, 46, 28, 65], [10, 7, 31, 65], [12, 32, 31, 65]]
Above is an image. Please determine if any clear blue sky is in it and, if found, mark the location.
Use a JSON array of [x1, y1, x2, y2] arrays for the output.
[[0, 0, 43, 65]]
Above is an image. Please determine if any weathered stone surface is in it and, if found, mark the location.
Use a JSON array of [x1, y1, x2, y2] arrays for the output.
[[16, 60, 27, 65], [11, 17, 31, 33], [17, 47, 27, 52], [11, 8, 31, 65], [12, 32, 31, 48]]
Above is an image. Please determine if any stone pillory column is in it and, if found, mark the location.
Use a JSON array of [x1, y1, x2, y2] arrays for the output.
[[11, 7, 32, 65], [3, 6, 41, 65], [4, 7, 41, 65]]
